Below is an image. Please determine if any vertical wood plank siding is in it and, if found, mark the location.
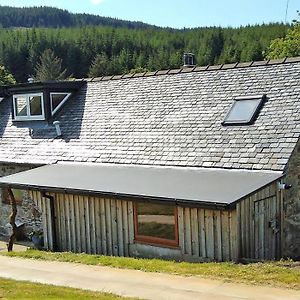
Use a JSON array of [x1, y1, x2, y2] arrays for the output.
[[29, 190, 54, 251], [236, 182, 282, 260], [30, 191, 238, 261], [29, 188, 278, 261], [178, 207, 237, 261], [48, 195, 135, 256]]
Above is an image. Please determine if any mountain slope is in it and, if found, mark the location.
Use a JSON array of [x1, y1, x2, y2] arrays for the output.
[[0, 6, 158, 29]]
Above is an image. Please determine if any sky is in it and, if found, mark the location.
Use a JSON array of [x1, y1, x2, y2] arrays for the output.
[[0, 0, 299, 28]]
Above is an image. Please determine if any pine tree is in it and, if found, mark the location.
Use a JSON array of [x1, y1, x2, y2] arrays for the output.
[[88, 53, 111, 77], [34, 49, 67, 81]]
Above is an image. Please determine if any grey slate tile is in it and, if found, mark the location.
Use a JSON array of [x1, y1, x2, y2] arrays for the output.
[[0, 61, 299, 172]]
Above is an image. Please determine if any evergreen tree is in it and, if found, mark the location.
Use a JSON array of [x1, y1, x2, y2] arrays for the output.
[[0, 65, 15, 85], [0, 6, 155, 29], [0, 19, 289, 81], [35, 49, 67, 81], [88, 53, 111, 77]]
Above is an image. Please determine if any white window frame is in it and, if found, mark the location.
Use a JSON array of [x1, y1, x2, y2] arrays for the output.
[[50, 92, 71, 115], [13, 93, 45, 121]]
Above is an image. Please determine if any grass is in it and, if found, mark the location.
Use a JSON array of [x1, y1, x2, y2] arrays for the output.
[[3, 249, 300, 290], [0, 277, 136, 299]]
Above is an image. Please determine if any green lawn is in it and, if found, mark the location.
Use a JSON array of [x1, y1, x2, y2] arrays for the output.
[[3, 249, 300, 289], [0, 277, 136, 299]]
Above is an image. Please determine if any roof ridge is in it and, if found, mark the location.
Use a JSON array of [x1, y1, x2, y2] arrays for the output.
[[80, 56, 300, 83]]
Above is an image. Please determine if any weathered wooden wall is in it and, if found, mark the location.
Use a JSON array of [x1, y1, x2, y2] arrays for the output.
[[236, 182, 282, 260], [30, 185, 282, 261], [29, 191, 238, 261], [28, 180, 283, 262], [177, 207, 237, 261], [30, 191, 135, 256]]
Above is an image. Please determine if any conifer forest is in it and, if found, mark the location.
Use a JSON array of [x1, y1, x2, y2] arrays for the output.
[[0, 6, 290, 82]]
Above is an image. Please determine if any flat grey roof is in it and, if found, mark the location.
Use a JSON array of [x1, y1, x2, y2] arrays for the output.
[[0, 163, 283, 207]]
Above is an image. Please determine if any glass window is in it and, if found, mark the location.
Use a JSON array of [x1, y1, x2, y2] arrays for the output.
[[13, 93, 45, 121], [50, 92, 71, 115], [223, 95, 265, 125], [15, 96, 27, 116], [2, 188, 24, 205], [134, 202, 178, 247], [29, 95, 42, 115]]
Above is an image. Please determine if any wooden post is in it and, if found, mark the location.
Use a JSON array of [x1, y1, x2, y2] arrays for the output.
[[7, 188, 17, 252], [42, 192, 58, 251]]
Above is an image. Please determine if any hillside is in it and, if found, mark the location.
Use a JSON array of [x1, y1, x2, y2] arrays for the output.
[[0, 6, 157, 29], [0, 6, 290, 83]]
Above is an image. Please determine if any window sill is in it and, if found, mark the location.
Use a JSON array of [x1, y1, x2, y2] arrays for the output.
[[13, 117, 46, 122], [134, 238, 179, 249]]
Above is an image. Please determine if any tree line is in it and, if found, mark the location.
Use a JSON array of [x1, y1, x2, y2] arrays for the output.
[[0, 6, 156, 29], [0, 23, 289, 83]]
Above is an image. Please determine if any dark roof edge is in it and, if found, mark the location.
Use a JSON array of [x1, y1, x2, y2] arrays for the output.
[[0, 175, 283, 210], [6, 80, 85, 93], [80, 56, 300, 83], [0, 182, 229, 210]]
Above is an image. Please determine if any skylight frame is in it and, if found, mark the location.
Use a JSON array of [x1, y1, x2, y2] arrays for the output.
[[13, 92, 45, 121], [50, 92, 71, 115], [222, 94, 266, 126]]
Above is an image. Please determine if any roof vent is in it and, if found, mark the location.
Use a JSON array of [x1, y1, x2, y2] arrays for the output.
[[53, 120, 62, 137], [183, 53, 196, 68]]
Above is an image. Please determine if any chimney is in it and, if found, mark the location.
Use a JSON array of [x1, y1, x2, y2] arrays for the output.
[[28, 77, 34, 83], [183, 53, 196, 68]]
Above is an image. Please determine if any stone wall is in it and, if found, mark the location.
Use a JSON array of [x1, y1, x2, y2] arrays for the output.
[[0, 163, 42, 240], [283, 139, 300, 259]]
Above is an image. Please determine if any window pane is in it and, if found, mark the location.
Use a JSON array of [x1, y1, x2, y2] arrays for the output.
[[137, 203, 175, 240], [225, 98, 261, 123], [51, 93, 69, 112], [15, 96, 27, 116], [29, 95, 42, 116]]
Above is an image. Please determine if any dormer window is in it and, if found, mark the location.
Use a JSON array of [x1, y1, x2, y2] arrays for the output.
[[9, 81, 84, 123], [50, 92, 71, 115], [222, 94, 265, 125], [13, 93, 45, 121]]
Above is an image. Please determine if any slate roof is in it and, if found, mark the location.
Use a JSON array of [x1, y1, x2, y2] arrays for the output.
[[0, 57, 299, 171]]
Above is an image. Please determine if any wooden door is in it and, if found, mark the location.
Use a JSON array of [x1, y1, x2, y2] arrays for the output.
[[254, 196, 280, 260]]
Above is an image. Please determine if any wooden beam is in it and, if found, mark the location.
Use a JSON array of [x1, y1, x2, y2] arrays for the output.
[[42, 192, 58, 251]]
